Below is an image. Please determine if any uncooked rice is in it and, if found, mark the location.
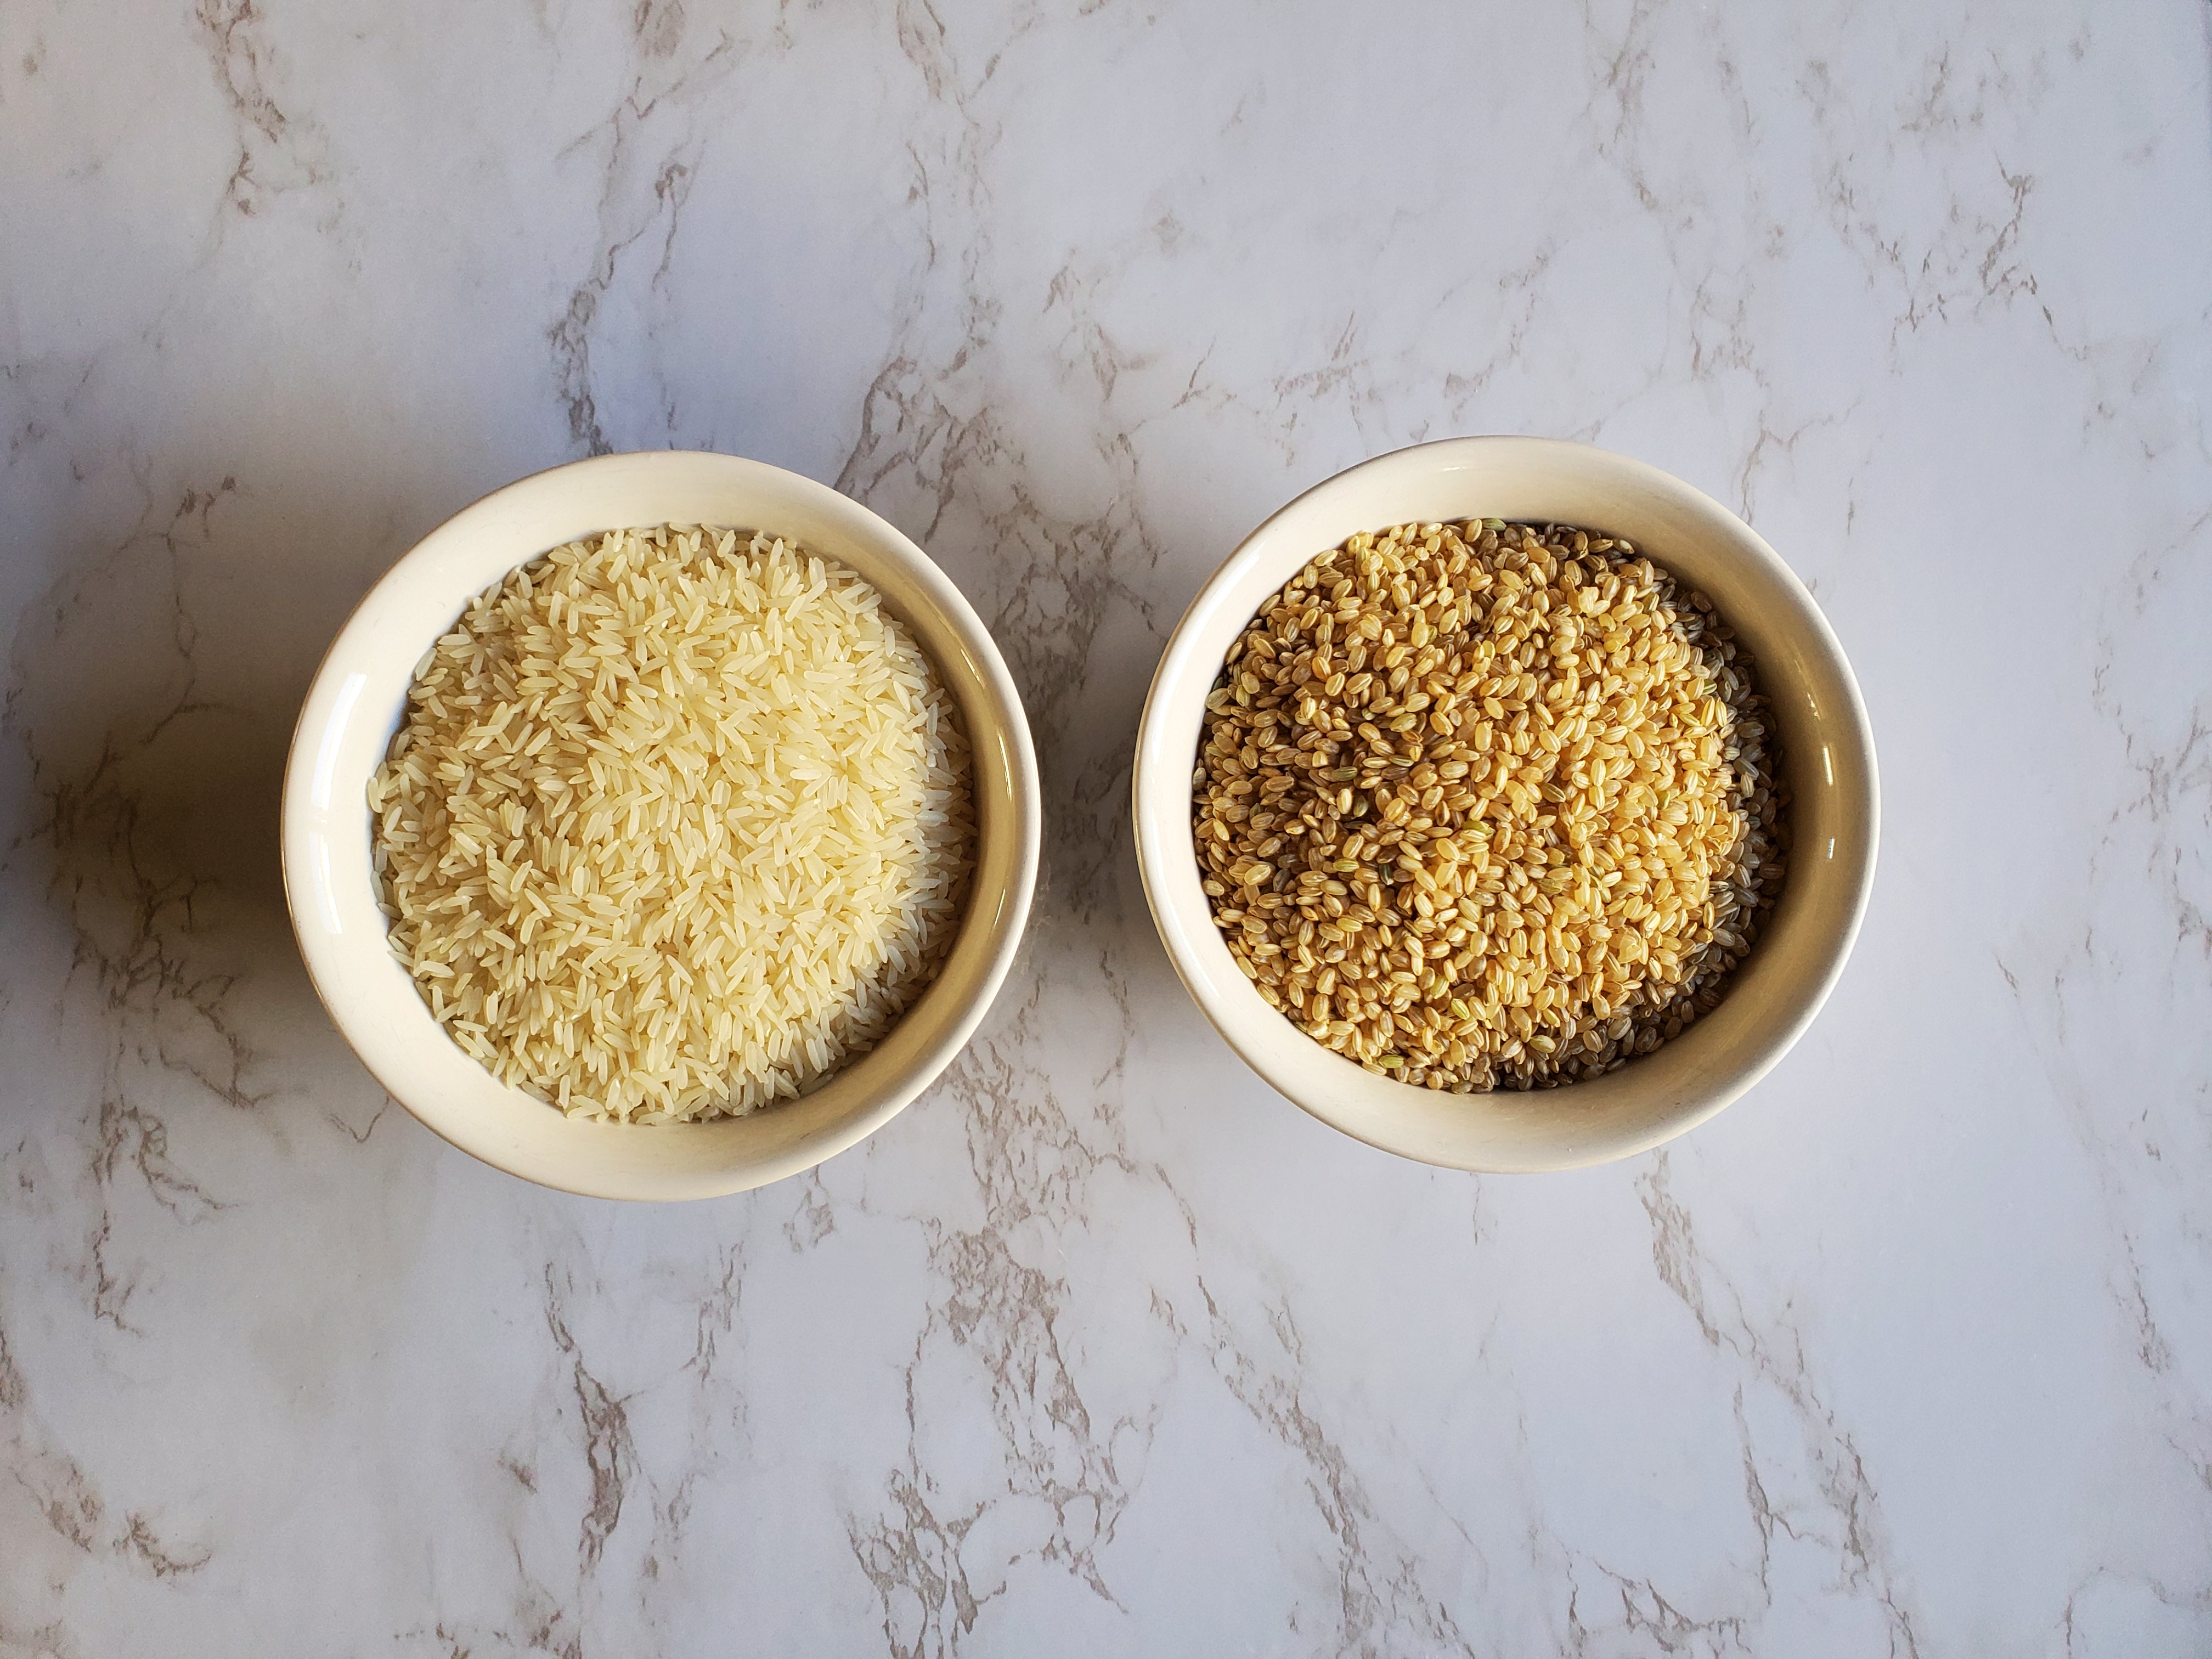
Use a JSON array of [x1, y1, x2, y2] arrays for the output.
[[369, 524, 974, 1122], [1193, 518, 1787, 1092]]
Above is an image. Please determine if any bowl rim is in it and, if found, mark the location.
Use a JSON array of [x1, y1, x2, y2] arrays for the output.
[[1131, 435, 1880, 1172], [281, 449, 1040, 1199]]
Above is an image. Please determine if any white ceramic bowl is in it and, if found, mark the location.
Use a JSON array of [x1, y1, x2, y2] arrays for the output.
[[283, 452, 1040, 1200], [1133, 437, 1877, 1172]]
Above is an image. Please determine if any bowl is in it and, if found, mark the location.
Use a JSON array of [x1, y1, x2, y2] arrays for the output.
[[1132, 436, 1877, 1172], [283, 451, 1041, 1200]]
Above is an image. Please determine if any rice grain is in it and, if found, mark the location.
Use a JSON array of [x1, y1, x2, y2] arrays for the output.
[[369, 524, 974, 1122], [1193, 519, 1787, 1092]]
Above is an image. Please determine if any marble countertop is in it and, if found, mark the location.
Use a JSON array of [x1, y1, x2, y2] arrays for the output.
[[4, 1, 2209, 1652]]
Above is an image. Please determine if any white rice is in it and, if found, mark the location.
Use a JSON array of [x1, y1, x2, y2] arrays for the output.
[[367, 524, 974, 1121]]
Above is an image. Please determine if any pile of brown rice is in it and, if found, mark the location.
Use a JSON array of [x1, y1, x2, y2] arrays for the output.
[[1194, 518, 1786, 1091], [369, 524, 973, 1121]]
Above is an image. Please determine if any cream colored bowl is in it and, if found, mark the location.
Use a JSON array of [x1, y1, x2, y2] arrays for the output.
[[1133, 437, 1877, 1172], [283, 452, 1040, 1200]]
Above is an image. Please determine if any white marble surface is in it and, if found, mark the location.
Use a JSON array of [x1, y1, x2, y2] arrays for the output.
[[3, 0, 2208, 1651]]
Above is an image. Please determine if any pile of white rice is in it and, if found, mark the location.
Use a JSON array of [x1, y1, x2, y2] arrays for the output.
[[368, 524, 974, 1121]]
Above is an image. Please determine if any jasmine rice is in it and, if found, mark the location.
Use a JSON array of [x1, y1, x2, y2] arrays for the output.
[[368, 524, 974, 1121]]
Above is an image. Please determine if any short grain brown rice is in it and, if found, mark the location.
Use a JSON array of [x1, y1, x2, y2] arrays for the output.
[[370, 524, 974, 1121], [1193, 519, 1786, 1091]]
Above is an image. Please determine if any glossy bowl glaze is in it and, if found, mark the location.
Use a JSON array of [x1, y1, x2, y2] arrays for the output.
[[284, 451, 1040, 1200], [1133, 437, 1877, 1172]]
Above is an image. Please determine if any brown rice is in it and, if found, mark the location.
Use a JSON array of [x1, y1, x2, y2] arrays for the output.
[[1193, 518, 1786, 1091]]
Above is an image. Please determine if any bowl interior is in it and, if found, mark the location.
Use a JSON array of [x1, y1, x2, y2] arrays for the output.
[[283, 452, 1039, 1200], [1133, 437, 1877, 1172]]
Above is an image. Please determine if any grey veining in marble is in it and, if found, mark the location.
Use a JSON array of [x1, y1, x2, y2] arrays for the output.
[[3, 1, 2209, 1653]]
